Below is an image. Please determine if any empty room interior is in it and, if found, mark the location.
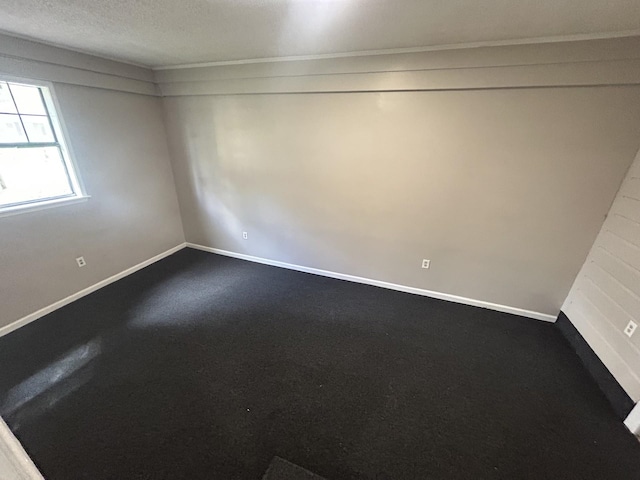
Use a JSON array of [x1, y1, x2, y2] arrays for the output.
[[1, 1, 640, 479]]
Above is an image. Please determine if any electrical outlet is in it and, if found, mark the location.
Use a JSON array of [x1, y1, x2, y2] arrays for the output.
[[76, 256, 86, 267], [242, 231, 248, 240], [422, 259, 430, 269], [624, 321, 637, 338]]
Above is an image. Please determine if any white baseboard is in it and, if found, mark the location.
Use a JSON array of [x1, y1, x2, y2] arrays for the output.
[[1, 240, 555, 339], [0, 243, 187, 338], [0, 416, 43, 480], [186, 243, 557, 323], [624, 402, 640, 435]]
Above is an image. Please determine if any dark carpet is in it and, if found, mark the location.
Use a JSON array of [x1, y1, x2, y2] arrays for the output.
[[262, 457, 326, 480], [0, 248, 639, 479]]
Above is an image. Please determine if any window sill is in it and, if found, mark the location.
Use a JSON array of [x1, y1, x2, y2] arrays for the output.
[[0, 195, 90, 218]]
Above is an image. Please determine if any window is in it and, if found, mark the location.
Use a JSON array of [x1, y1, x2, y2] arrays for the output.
[[0, 78, 84, 214]]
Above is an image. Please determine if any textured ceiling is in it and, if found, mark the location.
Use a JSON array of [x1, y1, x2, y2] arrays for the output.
[[0, 0, 639, 68]]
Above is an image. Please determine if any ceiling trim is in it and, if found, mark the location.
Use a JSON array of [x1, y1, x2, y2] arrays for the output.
[[0, 28, 151, 70], [0, 32, 158, 96], [155, 36, 640, 97], [153, 29, 640, 71], [0, 54, 158, 96], [157, 62, 640, 97]]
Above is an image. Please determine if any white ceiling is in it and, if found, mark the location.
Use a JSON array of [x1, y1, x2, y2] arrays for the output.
[[0, 0, 639, 68]]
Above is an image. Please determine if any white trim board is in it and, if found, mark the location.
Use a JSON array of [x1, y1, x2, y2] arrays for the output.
[[0, 240, 555, 339], [154, 37, 640, 96], [624, 402, 640, 435], [186, 243, 556, 323], [0, 243, 187, 338], [0, 33, 156, 96], [0, 416, 43, 480], [154, 30, 640, 70]]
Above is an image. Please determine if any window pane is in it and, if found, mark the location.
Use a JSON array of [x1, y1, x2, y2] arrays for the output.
[[22, 115, 54, 142], [0, 114, 28, 143], [0, 147, 72, 207], [0, 83, 17, 114], [9, 84, 46, 115]]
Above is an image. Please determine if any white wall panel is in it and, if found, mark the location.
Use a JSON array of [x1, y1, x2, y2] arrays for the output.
[[564, 148, 640, 401]]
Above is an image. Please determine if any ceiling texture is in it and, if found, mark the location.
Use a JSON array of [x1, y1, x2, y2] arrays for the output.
[[0, 0, 639, 68]]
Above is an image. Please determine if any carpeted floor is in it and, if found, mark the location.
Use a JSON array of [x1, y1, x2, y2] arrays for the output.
[[262, 456, 326, 480], [0, 248, 639, 479]]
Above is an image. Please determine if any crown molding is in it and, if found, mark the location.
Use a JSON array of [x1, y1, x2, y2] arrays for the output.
[[155, 36, 640, 96], [154, 30, 640, 71], [0, 33, 157, 96]]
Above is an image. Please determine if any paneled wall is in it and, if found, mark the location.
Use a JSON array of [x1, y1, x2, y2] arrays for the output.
[[563, 149, 640, 401]]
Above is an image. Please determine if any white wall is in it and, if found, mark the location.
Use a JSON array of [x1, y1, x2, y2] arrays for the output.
[[161, 38, 640, 319], [563, 148, 640, 402], [0, 37, 185, 331]]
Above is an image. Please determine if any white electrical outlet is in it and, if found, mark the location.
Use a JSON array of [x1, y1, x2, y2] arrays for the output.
[[422, 259, 430, 269], [624, 321, 637, 338], [76, 256, 86, 267], [242, 231, 248, 240]]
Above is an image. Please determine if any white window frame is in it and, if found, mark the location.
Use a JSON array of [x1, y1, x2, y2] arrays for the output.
[[0, 75, 88, 218]]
